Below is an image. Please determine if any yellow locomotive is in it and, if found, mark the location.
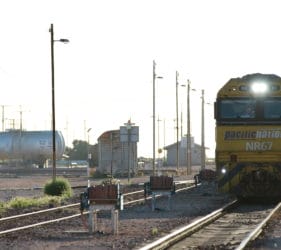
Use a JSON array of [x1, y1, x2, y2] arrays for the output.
[[215, 73, 281, 199]]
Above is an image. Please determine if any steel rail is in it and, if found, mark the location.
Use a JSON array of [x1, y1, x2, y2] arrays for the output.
[[0, 180, 191, 194], [138, 199, 238, 250], [0, 213, 81, 235], [0, 190, 144, 222], [0, 203, 79, 222], [236, 201, 281, 250], [124, 184, 198, 205], [0, 181, 195, 236], [123, 190, 144, 196], [0, 181, 194, 222]]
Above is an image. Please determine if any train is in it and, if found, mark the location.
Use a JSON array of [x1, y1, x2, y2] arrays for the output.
[[0, 130, 65, 168], [215, 73, 281, 199]]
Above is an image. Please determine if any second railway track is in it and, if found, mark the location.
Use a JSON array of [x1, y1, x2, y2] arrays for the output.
[[0, 180, 195, 236]]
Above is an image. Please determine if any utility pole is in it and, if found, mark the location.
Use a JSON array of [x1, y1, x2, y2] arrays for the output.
[[49, 23, 69, 182], [201, 89, 206, 170], [152, 60, 163, 175], [1, 105, 10, 132], [17, 105, 30, 132], [128, 127, 131, 182], [1, 106, 4, 131], [163, 118, 166, 164], [87, 128, 92, 177], [176, 71, 179, 171], [153, 61, 156, 176], [124, 120, 135, 183], [157, 115, 162, 173], [50, 23, 57, 182], [19, 106, 23, 131], [187, 80, 192, 175], [181, 80, 193, 175], [180, 110, 183, 138], [84, 120, 87, 141]]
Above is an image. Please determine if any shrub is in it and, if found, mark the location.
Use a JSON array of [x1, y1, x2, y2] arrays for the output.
[[44, 177, 73, 197], [0, 196, 64, 216], [92, 170, 108, 178], [101, 178, 120, 185], [8, 197, 36, 209]]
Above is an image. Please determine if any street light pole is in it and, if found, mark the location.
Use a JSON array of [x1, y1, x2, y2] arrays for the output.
[[1, 106, 4, 132], [125, 120, 134, 183], [157, 115, 162, 174], [187, 80, 192, 175], [176, 71, 179, 171], [1, 105, 10, 132], [163, 118, 166, 164], [87, 128, 92, 163], [50, 24, 56, 182], [153, 61, 156, 176], [201, 89, 206, 170], [87, 128, 92, 177], [181, 80, 195, 175], [49, 24, 69, 182], [152, 60, 163, 176]]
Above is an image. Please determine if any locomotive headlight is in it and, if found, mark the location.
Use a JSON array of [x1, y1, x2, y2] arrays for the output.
[[251, 82, 268, 94], [221, 168, 227, 174]]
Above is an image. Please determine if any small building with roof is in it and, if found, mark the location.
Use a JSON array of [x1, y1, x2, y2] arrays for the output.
[[97, 121, 139, 176], [164, 137, 203, 166]]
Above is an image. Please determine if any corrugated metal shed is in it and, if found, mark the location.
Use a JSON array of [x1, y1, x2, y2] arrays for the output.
[[97, 129, 138, 176]]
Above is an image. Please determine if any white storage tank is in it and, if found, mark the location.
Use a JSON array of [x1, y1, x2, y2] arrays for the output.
[[0, 130, 65, 167]]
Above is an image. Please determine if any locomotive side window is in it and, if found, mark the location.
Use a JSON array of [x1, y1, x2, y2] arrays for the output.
[[220, 100, 236, 118]]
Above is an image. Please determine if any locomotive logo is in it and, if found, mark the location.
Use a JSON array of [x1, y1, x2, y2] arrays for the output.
[[224, 131, 256, 140], [224, 129, 281, 140]]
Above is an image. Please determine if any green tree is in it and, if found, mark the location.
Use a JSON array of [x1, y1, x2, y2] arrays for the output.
[[64, 140, 98, 166], [68, 140, 88, 160]]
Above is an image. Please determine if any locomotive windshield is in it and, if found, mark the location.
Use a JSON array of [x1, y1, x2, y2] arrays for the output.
[[264, 99, 281, 119], [218, 97, 281, 121], [219, 99, 256, 119]]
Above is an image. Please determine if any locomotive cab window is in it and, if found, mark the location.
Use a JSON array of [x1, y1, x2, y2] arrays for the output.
[[264, 99, 281, 119], [219, 99, 256, 119]]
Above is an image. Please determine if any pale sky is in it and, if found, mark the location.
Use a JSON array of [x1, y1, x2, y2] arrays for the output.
[[1, 0, 281, 158]]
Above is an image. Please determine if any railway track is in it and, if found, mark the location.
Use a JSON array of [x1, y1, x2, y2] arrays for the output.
[[139, 200, 281, 250], [0, 166, 87, 177], [0, 180, 195, 236]]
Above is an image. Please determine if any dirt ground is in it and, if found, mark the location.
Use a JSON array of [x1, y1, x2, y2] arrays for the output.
[[1, 167, 280, 250], [0, 168, 233, 250]]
